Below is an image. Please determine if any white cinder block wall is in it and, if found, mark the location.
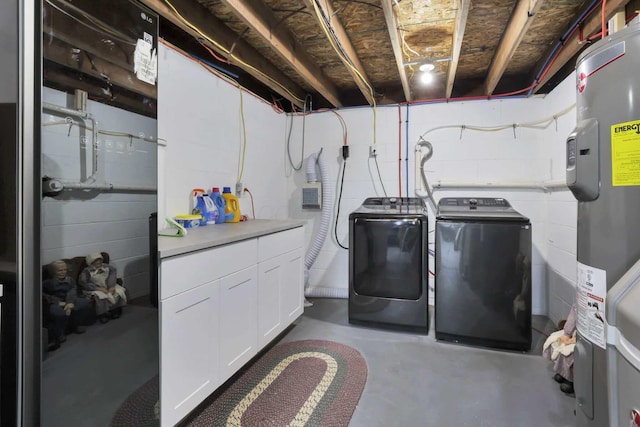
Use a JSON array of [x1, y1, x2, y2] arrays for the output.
[[287, 78, 579, 317], [542, 73, 579, 323], [41, 88, 157, 299], [42, 43, 581, 320], [157, 43, 289, 223]]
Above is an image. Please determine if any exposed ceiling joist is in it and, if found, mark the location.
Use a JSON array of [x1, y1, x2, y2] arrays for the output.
[[45, 0, 609, 113], [446, 0, 471, 98], [533, 0, 630, 92], [301, 0, 374, 105], [380, 0, 411, 102], [44, 38, 157, 99], [484, 0, 545, 95], [138, 0, 307, 108], [43, 5, 133, 73], [219, 0, 343, 107], [44, 67, 155, 116]]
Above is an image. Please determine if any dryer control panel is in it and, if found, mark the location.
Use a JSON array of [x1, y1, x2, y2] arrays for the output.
[[439, 197, 510, 208]]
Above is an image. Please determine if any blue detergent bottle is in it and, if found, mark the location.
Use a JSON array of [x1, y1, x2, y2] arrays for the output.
[[191, 188, 218, 225], [210, 188, 227, 224]]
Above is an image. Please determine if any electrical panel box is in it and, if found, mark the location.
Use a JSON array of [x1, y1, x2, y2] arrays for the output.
[[302, 183, 322, 209]]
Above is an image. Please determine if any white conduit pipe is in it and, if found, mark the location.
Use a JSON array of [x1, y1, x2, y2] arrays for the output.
[[303, 151, 336, 299], [60, 182, 157, 192], [432, 180, 567, 191], [414, 140, 437, 212], [43, 102, 100, 181]]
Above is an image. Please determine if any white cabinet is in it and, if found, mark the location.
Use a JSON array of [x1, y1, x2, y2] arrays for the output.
[[258, 255, 284, 348], [257, 248, 303, 347], [257, 227, 304, 348], [159, 225, 303, 427], [160, 281, 220, 427], [280, 248, 304, 324], [219, 265, 258, 378]]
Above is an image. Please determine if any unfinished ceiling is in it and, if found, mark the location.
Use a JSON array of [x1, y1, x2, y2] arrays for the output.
[[43, 0, 640, 113]]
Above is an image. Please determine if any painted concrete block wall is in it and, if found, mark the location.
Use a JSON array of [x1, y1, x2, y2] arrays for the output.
[[41, 88, 157, 299], [541, 72, 578, 323], [157, 43, 288, 224], [287, 94, 578, 315]]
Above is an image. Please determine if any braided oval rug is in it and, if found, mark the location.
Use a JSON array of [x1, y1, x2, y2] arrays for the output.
[[111, 340, 367, 427]]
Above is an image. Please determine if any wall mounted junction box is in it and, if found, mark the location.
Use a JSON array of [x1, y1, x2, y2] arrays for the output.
[[302, 182, 322, 209]]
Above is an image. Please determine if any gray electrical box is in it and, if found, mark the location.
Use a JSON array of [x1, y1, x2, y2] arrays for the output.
[[302, 182, 322, 209]]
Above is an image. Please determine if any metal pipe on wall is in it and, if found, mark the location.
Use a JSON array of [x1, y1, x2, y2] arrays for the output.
[[60, 182, 157, 192], [42, 101, 100, 181]]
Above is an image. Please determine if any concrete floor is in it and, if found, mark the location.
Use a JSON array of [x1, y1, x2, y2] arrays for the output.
[[41, 298, 576, 427], [41, 305, 159, 427], [278, 298, 576, 427]]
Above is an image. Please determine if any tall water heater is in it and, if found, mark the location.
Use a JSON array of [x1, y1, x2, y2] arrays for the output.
[[567, 22, 640, 426]]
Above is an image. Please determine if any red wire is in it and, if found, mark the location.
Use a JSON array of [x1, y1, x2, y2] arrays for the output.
[[270, 95, 285, 113], [428, 270, 435, 276], [398, 105, 402, 198], [198, 39, 231, 64]]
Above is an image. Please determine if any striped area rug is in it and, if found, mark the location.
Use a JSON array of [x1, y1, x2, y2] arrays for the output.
[[111, 340, 367, 427]]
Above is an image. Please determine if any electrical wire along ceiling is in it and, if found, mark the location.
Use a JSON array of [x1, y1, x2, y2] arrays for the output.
[[43, 0, 639, 112]]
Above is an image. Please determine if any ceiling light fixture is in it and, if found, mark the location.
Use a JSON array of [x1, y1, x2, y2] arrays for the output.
[[420, 71, 434, 84], [419, 62, 435, 85], [419, 63, 435, 72]]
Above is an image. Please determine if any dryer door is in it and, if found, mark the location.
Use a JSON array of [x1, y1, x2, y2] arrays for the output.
[[352, 217, 424, 300]]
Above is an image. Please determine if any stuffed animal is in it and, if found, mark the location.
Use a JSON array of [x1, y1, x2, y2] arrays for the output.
[[542, 304, 577, 394]]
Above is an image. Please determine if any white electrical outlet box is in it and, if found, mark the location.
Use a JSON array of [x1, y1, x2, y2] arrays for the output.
[[302, 182, 322, 209]]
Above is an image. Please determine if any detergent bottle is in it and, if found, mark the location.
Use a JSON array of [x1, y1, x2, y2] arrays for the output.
[[191, 188, 218, 225], [210, 188, 227, 224], [222, 187, 241, 223]]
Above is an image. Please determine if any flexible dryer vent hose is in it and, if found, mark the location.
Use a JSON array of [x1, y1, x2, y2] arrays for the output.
[[304, 151, 333, 294]]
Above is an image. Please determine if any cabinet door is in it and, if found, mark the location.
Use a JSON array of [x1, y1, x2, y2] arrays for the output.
[[258, 248, 304, 348], [258, 256, 283, 348], [281, 248, 304, 324], [160, 281, 220, 427], [219, 265, 258, 379]]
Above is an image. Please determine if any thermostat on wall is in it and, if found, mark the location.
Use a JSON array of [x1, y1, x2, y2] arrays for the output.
[[302, 182, 322, 209]]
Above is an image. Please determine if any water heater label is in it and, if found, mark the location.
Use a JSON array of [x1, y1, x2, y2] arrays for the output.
[[576, 262, 606, 349], [611, 119, 640, 186]]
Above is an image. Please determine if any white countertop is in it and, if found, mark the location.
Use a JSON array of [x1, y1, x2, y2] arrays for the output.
[[158, 219, 305, 259]]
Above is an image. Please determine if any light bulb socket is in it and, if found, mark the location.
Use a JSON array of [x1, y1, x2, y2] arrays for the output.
[[419, 63, 435, 72]]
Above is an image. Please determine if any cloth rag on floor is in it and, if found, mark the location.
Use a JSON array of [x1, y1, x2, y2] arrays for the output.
[[543, 330, 576, 360], [542, 304, 577, 381]]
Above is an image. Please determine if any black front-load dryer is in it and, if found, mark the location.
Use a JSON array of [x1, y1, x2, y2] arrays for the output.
[[348, 197, 429, 333]]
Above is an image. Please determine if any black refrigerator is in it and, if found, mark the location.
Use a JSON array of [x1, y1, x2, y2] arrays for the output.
[[0, 1, 41, 425], [2, 1, 160, 425]]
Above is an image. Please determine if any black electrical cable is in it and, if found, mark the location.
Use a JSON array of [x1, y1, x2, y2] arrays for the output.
[[334, 160, 348, 250], [373, 155, 388, 197]]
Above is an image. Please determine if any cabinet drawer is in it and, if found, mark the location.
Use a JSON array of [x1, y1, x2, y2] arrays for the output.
[[160, 239, 257, 300], [258, 226, 303, 263]]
